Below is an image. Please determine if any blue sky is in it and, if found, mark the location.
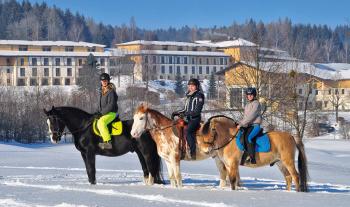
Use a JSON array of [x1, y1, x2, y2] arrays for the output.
[[27, 0, 350, 29]]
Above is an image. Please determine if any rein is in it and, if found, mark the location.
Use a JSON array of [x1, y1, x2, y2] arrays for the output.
[[208, 125, 240, 151], [48, 115, 93, 136], [143, 111, 176, 131]]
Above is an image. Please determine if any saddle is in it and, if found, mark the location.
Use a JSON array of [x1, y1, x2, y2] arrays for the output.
[[172, 118, 200, 160], [93, 116, 123, 138]]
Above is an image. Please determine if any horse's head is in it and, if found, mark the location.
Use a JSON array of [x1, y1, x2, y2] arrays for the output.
[[43, 106, 66, 144], [131, 103, 151, 138]]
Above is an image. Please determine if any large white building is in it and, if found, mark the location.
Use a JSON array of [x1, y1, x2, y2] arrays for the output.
[[116, 40, 231, 81]]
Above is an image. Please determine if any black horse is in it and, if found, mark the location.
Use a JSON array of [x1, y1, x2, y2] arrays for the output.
[[43, 106, 163, 185]]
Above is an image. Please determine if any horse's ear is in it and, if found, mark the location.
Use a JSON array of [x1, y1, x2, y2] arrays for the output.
[[51, 106, 55, 110], [43, 108, 48, 115]]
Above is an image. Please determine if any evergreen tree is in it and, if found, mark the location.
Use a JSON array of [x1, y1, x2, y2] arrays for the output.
[[175, 72, 185, 97], [207, 72, 217, 100]]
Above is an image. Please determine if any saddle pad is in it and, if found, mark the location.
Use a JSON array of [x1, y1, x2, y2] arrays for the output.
[[235, 130, 271, 152], [93, 119, 123, 137]]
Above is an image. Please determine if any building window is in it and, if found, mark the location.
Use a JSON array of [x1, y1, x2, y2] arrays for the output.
[[32, 68, 37, 77], [55, 58, 60, 66], [315, 89, 318, 95], [178, 46, 183, 51], [65, 46, 74, 52], [342, 89, 345, 94], [192, 58, 195, 64], [220, 58, 224, 65], [31, 58, 37, 66], [199, 58, 202, 65], [88, 47, 96, 52], [161, 66, 165, 74], [65, 78, 70, 85], [324, 101, 328, 108], [41, 78, 48, 86], [199, 66, 202, 74], [20, 58, 24, 66], [17, 79, 25, 86], [206, 58, 209, 65], [153, 65, 157, 73], [169, 56, 173, 64], [78, 59, 83, 66], [224, 58, 228, 65], [44, 68, 49, 77], [213, 58, 217, 65], [213, 67, 217, 73], [176, 57, 181, 64], [7, 68, 10, 73], [152, 56, 156, 64], [100, 68, 105, 73], [55, 68, 60, 76], [6, 58, 11, 66], [67, 58, 72, 66], [144, 55, 148, 63], [44, 58, 49, 66], [184, 57, 188, 64], [100, 58, 105, 66], [19, 45, 28, 51], [53, 79, 60, 85], [30, 78, 37, 86], [184, 66, 188, 74], [206, 66, 210, 74], [7, 79, 10, 85], [169, 66, 173, 74], [192, 66, 195, 74], [20, 68, 25, 76], [161, 56, 165, 64], [42, 46, 51, 51], [67, 68, 72, 76], [177, 66, 181, 74], [299, 89, 303, 94], [328, 89, 331, 95]]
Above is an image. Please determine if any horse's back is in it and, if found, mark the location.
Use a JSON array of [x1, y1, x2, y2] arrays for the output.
[[267, 131, 296, 151]]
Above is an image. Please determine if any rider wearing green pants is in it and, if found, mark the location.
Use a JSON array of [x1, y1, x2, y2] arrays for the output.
[[95, 73, 118, 150]]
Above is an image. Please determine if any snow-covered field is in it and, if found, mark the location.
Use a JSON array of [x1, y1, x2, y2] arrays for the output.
[[1, 136, 350, 207]]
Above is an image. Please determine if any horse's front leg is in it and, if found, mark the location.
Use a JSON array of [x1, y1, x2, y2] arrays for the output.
[[214, 156, 227, 188], [165, 160, 176, 187], [84, 149, 96, 185], [173, 160, 182, 188]]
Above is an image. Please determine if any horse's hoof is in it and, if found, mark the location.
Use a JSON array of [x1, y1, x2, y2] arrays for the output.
[[90, 180, 96, 185]]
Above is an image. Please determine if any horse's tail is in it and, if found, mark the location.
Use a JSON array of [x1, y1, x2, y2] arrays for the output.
[[296, 140, 309, 192], [202, 115, 235, 135]]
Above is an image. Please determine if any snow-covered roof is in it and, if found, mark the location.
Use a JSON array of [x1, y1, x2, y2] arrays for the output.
[[0, 40, 105, 47], [196, 38, 257, 48], [219, 61, 350, 80], [116, 40, 216, 48], [0, 51, 110, 57], [136, 50, 230, 57]]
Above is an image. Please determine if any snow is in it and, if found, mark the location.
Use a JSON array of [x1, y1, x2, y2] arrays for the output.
[[0, 51, 110, 57], [116, 40, 216, 48], [0, 40, 105, 47], [1, 134, 350, 207], [196, 39, 257, 48], [137, 50, 230, 57]]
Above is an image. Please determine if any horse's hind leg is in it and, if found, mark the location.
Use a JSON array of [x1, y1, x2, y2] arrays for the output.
[[214, 157, 227, 188], [282, 158, 300, 191], [227, 163, 240, 190], [165, 160, 176, 187], [276, 161, 292, 191], [81, 151, 96, 185], [134, 148, 151, 185]]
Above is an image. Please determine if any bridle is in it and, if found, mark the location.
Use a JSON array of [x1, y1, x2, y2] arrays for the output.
[[206, 122, 240, 151], [141, 111, 176, 132], [47, 114, 92, 138]]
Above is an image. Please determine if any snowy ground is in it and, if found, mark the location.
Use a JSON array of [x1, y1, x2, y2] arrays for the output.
[[1, 135, 350, 207]]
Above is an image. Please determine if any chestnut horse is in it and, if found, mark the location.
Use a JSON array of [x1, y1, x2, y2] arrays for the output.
[[201, 115, 309, 192], [130, 104, 235, 188]]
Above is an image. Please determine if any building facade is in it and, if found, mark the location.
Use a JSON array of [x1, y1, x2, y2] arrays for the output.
[[116, 40, 230, 81], [0, 40, 111, 86]]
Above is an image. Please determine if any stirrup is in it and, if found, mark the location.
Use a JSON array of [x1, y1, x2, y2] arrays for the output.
[[98, 141, 112, 150]]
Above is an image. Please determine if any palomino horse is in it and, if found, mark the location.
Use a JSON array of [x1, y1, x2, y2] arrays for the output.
[[201, 115, 309, 192], [130, 104, 236, 188], [44, 106, 163, 185]]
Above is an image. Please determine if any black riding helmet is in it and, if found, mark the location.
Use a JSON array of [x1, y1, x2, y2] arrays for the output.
[[187, 78, 200, 88], [100, 73, 110, 81], [246, 87, 257, 96]]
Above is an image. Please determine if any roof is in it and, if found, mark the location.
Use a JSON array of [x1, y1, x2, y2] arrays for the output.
[[0, 51, 110, 57], [116, 40, 216, 48], [0, 40, 105, 48], [135, 50, 230, 57], [196, 38, 257, 48], [216, 61, 350, 80]]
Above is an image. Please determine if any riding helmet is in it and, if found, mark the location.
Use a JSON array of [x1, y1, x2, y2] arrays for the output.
[[187, 78, 200, 88], [246, 87, 257, 96], [100, 73, 111, 81]]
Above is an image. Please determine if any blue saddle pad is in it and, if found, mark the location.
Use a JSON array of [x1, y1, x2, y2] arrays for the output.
[[235, 130, 271, 152]]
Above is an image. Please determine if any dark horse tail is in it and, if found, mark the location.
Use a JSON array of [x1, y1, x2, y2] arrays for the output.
[[202, 115, 236, 135], [153, 150, 164, 184], [296, 141, 309, 192]]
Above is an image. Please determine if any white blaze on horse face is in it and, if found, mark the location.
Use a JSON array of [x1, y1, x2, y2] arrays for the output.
[[131, 112, 147, 138], [46, 119, 56, 144]]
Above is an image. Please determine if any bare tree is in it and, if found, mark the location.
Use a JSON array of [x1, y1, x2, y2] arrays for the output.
[[323, 38, 334, 62], [68, 19, 84, 41]]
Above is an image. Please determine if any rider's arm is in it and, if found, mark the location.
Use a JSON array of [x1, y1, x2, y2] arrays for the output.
[[239, 101, 260, 127], [100, 92, 117, 115], [186, 93, 204, 117]]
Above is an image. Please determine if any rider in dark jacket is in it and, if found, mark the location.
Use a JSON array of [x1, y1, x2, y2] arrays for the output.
[[171, 78, 205, 160], [96, 73, 118, 150]]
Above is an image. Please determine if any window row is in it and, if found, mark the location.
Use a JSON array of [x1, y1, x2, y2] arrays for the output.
[[17, 46, 96, 52], [19, 68, 73, 77], [17, 78, 72, 86], [144, 55, 228, 65], [159, 65, 223, 75], [17, 58, 106, 66]]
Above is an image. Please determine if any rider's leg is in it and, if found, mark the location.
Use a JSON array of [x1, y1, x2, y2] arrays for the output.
[[246, 124, 260, 164], [186, 117, 200, 159], [97, 112, 116, 149]]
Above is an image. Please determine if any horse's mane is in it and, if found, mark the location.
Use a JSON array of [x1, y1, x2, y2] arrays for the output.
[[202, 115, 236, 135], [136, 104, 171, 121], [53, 106, 92, 119]]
